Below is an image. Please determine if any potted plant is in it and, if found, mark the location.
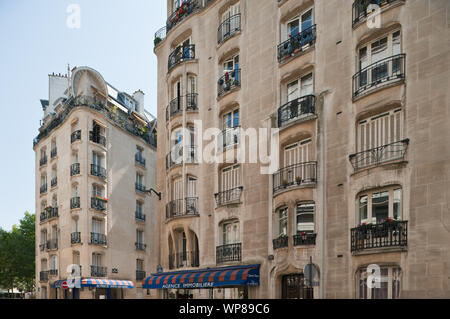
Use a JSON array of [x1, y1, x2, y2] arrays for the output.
[[282, 179, 288, 188], [154, 37, 162, 46], [295, 176, 302, 185]]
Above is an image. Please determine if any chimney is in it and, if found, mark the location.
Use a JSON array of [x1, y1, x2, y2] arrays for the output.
[[133, 90, 145, 114]]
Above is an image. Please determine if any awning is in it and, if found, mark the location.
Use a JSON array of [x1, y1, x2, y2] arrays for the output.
[[52, 278, 134, 289], [142, 264, 260, 289]]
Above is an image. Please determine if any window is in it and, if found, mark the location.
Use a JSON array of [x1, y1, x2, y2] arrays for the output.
[[357, 266, 401, 299], [136, 230, 144, 244], [219, 2, 240, 42], [286, 73, 313, 103], [223, 55, 239, 74], [221, 164, 241, 192], [222, 220, 240, 245], [357, 187, 402, 225], [92, 184, 103, 198], [278, 207, 288, 237], [296, 203, 315, 234], [92, 253, 102, 266], [136, 200, 143, 215], [136, 172, 144, 187], [220, 109, 240, 149], [187, 176, 197, 198], [222, 109, 240, 130], [92, 219, 102, 234], [285, 8, 313, 41], [92, 152, 103, 168], [50, 255, 58, 271], [284, 138, 311, 167], [136, 259, 144, 271]]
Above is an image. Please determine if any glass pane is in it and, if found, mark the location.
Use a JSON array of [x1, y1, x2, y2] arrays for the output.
[[301, 9, 313, 31], [287, 81, 299, 102], [300, 73, 313, 96], [371, 37, 388, 63], [296, 204, 314, 233], [393, 189, 402, 220], [233, 110, 239, 127], [372, 191, 389, 223], [279, 209, 288, 236], [359, 195, 368, 222], [288, 19, 299, 37]]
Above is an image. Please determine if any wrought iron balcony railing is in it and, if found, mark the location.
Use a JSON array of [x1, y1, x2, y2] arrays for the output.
[[217, 126, 240, 152], [166, 197, 199, 220], [218, 13, 241, 44], [135, 183, 146, 193], [135, 242, 147, 251], [135, 154, 146, 167], [71, 163, 80, 176], [166, 145, 198, 169], [90, 164, 106, 179], [352, 0, 402, 26], [218, 69, 241, 98], [273, 161, 317, 193], [353, 54, 406, 98], [39, 242, 47, 251], [277, 25, 316, 63], [91, 265, 107, 277], [349, 139, 409, 171], [278, 95, 315, 128], [214, 186, 243, 207], [168, 44, 195, 71], [50, 148, 57, 158], [154, 26, 167, 46], [135, 211, 146, 222], [71, 130, 81, 143], [40, 208, 58, 222], [166, 96, 183, 121], [70, 196, 80, 209], [89, 131, 106, 147], [48, 269, 58, 276], [39, 271, 49, 282], [351, 220, 408, 252], [90, 232, 107, 246], [47, 238, 58, 250], [39, 184, 47, 194], [293, 233, 317, 246], [39, 155, 47, 167], [186, 93, 198, 111], [216, 243, 242, 264], [166, 0, 201, 33], [273, 236, 289, 250], [91, 197, 107, 211], [71, 232, 81, 244], [50, 177, 57, 188], [136, 270, 146, 281]]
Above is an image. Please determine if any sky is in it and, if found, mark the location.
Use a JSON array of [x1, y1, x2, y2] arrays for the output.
[[0, 0, 166, 230]]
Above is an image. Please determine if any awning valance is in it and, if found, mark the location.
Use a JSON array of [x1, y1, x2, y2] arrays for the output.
[[52, 278, 134, 289], [142, 264, 260, 289]]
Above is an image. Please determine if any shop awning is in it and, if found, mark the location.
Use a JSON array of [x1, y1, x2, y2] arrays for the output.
[[52, 278, 134, 289], [142, 264, 260, 289]]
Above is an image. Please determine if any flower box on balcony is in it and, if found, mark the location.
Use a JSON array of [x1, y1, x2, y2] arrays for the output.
[[95, 196, 109, 203]]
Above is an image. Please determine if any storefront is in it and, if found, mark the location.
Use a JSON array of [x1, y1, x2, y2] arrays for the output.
[[142, 264, 260, 299], [52, 278, 134, 299]]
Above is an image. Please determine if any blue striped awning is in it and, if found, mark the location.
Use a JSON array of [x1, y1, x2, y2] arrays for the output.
[[142, 264, 260, 289], [52, 278, 134, 289]]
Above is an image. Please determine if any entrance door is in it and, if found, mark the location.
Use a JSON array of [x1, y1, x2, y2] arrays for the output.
[[281, 274, 313, 299]]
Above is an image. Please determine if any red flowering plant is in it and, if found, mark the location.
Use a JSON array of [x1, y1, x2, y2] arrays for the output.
[[95, 196, 109, 203]]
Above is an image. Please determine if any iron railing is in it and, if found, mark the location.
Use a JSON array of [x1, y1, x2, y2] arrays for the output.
[[273, 236, 289, 250], [166, 0, 201, 33], [166, 197, 199, 220], [39, 242, 47, 251], [135, 211, 146, 222], [135, 154, 146, 167], [154, 26, 167, 46], [50, 177, 57, 188], [218, 13, 241, 44], [216, 243, 242, 263], [351, 220, 408, 252], [273, 161, 317, 193], [48, 269, 58, 276], [352, 0, 402, 26], [90, 232, 107, 246], [47, 238, 58, 250], [166, 145, 198, 169], [278, 95, 316, 128], [186, 93, 198, 111], [293, 233, 317, 246], [166, 96, 183, 121], [39, 155, 47, 167], [50, 148, 57, 158], [217, 126, 240, 152], [218, 69, 241, 98], [70, 197, 80, 209], [71, 130, 81, 143], [40, 184, 47, 194], [353, 54, 406, 98], [89, 131, 106, 147], [349, 139, 409, 171], [136, 183, 146, 193], [71, 232, 81, 244], [40, 208, 58, 222], [135, 242, 147, 251], [91, 265, 107, 277], [91, 197, 107, 211], [136, 270, 146, 281], [90, 164, 106, 179], [39, 271, 49, 282], [214, 186, 243, 207], [71, 163, 80, 176], [168, 44, 195, 70], [277, 25, 316, 63]]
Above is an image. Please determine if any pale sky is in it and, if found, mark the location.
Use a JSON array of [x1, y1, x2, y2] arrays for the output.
[[0, 0, 166, 230]]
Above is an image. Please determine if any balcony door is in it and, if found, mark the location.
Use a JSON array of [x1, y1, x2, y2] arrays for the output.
[[221, 3, 240, 38], [92, 218, 102, 235], [285, 8, 313, 40], [221, 164, 241, 193], [284, 139, 311, 167], [223, 221, 240, 245]]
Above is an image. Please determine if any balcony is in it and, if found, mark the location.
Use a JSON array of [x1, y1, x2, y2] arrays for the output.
[[277, 95, 315, 128], [91, 265, 107, 277], [218, 69, 241, 98], [216, 243, 242, 264], [51, 177, 57, 188], [353, 54, 406, 99], [40, 207, 58, 222], [90, 232, 107, 246], [90, 164, 106, 180], [89, 131, 106, 147], [71, 232, 81, 244], [136, 270, 146, 281], [166, 197, 199, 220], [166, 96, 183, 121], [39, 271, 49, 282], [135, 211, 146, 222], [71, 130, 81, 143], [166, 145, 198, 170], [154, 26, 166, 46], [217, 127, 240, 152], [170, 251, 200, 269], [71, 163, 80, 176], [352, 0, 403, 27], [273, 161, 317, 194], [351, 220, 408, 253], [168, 44, 195, 71], [47, 238, 58, 250], [91, 197, 107, 211], [135, 183, 146, 193], [214, 187, 243, 207], [135, 154, 146, 167], [39, 184, 47, 194], [70, 197, 80, 209], [218, 13, 241, 44], [135, 242, 147, 251], [186, 93, 198, 111], [273, 236, 289, 250], [39, 242, 47, 251], [39, 155, 47, 167], [50, 148, 57, 158], [293, 233, 317, 246], [48, 269, 58, 276], [166, 0, 201, 33], [349, 139, 409, 171], [277, 25, 316, 63]]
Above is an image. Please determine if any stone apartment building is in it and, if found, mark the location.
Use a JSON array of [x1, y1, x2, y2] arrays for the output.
[[147, 0, 450, 299], [33, 66, 158, 299]]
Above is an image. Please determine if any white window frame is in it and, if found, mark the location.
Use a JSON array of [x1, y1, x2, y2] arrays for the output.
[[357, 187, 402, 225]]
